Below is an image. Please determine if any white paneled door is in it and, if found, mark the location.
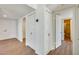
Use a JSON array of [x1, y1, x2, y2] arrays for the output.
[[56, 15, 62, 48], [27, 12, 36, 50]]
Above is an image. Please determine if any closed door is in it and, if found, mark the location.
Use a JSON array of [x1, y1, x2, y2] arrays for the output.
[[27, 12, 36, 49]]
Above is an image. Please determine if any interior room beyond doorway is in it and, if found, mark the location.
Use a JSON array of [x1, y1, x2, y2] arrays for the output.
[[64, 19, 71, 42]]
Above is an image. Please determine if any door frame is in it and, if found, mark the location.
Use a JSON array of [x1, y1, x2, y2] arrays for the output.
[[22, 17, 26, 47]]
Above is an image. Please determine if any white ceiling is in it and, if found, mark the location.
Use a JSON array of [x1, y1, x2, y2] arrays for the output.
[[46, 4, 75, 11], [0, 4, 34, 19], [0, 4, 76, 19]]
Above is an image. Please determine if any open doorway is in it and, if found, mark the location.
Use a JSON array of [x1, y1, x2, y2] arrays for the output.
[[22, 17, 26, 47], [64, 19, 72, 42]]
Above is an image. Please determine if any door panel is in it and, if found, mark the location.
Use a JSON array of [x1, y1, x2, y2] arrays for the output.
[[27, 12, 36, 49], [56, 15, 62, 48]]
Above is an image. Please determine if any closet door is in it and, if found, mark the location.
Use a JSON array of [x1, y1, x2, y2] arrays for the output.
[[27, 12, 36, 49]]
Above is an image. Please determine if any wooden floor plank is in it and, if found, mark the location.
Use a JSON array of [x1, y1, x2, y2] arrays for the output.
[[48, 40, 72, 55], [0, 38, 37, 55]]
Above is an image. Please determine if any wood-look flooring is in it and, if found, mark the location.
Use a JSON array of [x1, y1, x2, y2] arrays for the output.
[[0, 38, 36, 55], [0, 38, 72, 55], [48, 40, 72, 55]]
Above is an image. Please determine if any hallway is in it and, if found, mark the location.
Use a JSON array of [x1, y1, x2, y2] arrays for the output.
[[48, 40, 72, 55]]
